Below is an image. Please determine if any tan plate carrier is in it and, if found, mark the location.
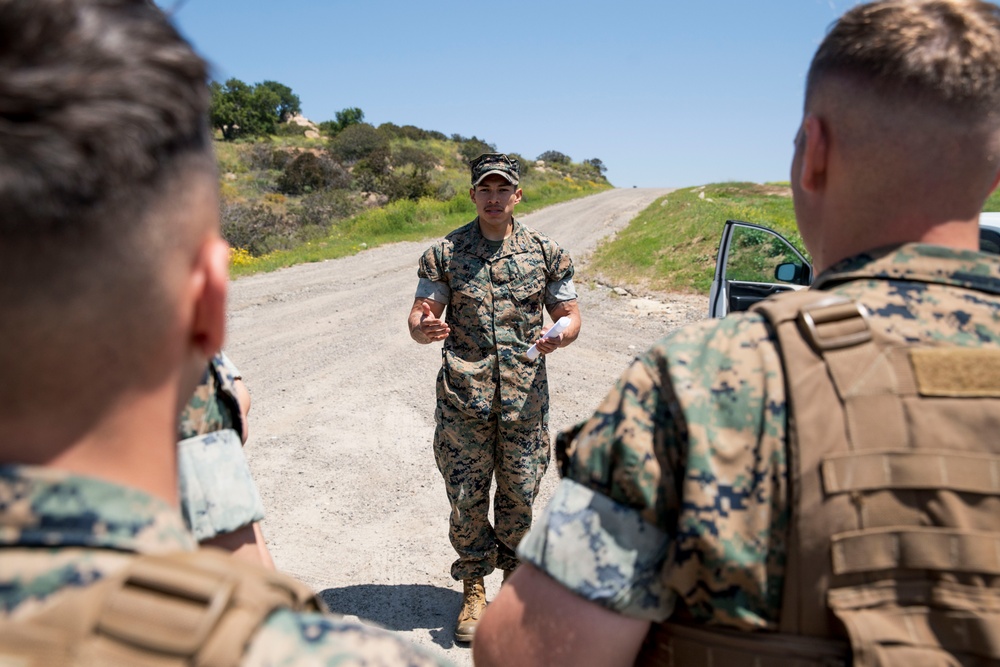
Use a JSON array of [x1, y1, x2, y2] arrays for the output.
[[0, 548, 322, 667], [637, 290, 1000, 667]]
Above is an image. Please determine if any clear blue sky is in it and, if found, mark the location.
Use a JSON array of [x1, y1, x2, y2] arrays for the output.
[[159, 0, 860, 188]]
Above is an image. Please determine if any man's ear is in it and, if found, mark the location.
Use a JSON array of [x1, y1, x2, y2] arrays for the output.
[[513, 187, 523, 205], [798, 114, 829, 193], [469, 187, 476, 203], [189, 237, 229, 358]]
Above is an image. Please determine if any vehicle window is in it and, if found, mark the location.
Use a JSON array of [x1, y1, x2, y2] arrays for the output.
[[980, 228, 1000, 255], [726, 225, 809, 284]]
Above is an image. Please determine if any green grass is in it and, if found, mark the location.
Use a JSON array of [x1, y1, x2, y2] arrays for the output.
[[230, 176, 612, 277], [985, 188, 1000, 211], [588, 182, 802, 294]]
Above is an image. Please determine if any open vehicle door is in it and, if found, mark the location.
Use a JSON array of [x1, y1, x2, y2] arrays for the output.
[[708, 220, 812, 318]]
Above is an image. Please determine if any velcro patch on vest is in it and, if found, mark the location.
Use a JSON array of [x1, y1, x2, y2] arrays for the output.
[[822, 450, 1000, 495], [910, 349, 1000, 397], [831, 528, 1000, 576]]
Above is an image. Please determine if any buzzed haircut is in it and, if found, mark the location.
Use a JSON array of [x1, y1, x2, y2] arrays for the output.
[[0, 0, 213, 412], [807, 0, 1000, 118]]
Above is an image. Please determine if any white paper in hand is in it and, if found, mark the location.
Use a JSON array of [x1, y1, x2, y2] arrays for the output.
[[526, 316, 571, 360]]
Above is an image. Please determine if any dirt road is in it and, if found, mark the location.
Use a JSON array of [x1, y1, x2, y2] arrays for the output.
[[226, 187, 705, 664]]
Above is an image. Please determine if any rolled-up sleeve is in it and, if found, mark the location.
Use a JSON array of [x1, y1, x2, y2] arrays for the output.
[[518, 478, 675, 621]]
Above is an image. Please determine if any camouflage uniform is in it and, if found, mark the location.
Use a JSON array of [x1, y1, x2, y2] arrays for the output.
[[417, 217, 576, 580], [177, 353, 266, 541], [0, 464, 451, 666], [519, 244, 1000, 628]]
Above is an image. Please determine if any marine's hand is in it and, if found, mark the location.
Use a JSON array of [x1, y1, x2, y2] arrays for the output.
[[419, 302, 450, 341], [533, 330, 563, 355]]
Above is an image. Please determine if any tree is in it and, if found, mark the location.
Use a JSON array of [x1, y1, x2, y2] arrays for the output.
[[583, 158, 607, 175], [209, 78, 301, 141], [537, 150, 571, 165], [320, 107, 365, 136], [259, 80, 301, 123]]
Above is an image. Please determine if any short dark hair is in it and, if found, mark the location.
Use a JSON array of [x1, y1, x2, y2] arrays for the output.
[[0, 0, 213, 411], [0, 0, 210, 239], [807, 0, 1000, 117]]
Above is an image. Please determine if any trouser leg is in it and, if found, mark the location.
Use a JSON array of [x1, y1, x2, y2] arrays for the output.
[[433, 402, 498, 580], [493, 414, 550, 572]]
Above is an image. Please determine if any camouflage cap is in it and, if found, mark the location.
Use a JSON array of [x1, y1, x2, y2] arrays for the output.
[[470, 153, 520, 186]]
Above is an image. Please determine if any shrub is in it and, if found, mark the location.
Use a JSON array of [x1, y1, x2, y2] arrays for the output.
[[458, 136, 496, 162], [391, 145, 437, 171], [328, 123, 389, 163], [221, 201, 297, 256], [277, 152, 350, 195], [382, 167, 435, 202], [537, 150, 571, 164], [242, 143, 292, 171], [291, 189, 361, 227]]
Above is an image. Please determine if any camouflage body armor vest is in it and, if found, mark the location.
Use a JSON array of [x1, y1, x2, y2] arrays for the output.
[[0, 548, 322, 667], [637, 290, 1000, 666]]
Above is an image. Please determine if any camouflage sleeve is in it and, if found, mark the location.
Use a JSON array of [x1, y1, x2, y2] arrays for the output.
[[245, 609, 453, 666], [177, 354, 241, 439], [517, 478, 674, 621], [417, 242, 447, 283], [217, 351, 242, 379], [177, 429, 266, 541]]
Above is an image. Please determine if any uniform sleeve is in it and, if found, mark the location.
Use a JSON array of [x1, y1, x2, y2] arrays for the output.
[[177, 429, 266, 541], [416, 243, 451, 304], [245, 609, 452, 666], [541, 238, 577, 304], [517, 348, 680, 620], [177, 354, 262, 541]]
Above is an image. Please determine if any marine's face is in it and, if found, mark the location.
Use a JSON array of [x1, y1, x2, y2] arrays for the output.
[[470, 174, 522, 228]]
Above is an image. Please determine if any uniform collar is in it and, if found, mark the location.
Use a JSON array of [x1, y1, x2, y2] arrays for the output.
[[814, 243, 1000, 296], [455, 218, 533, 260], [0, 464, 196, 554]]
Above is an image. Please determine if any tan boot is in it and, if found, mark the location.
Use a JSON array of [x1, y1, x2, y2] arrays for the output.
[[454, 578, 486, 643]]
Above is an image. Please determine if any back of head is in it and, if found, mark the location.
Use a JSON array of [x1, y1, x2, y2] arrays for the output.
[[805, 0, 1000, 218], [0, 0, 213, 424]]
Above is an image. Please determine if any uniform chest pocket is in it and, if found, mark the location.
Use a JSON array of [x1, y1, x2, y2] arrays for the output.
[[509, 271, 545, 305]]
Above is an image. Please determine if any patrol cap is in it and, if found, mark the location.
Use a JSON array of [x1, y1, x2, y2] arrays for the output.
[[470, 153, 520, 186]]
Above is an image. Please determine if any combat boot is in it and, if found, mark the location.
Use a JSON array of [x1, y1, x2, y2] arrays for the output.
[[454, 577, 486, 643]]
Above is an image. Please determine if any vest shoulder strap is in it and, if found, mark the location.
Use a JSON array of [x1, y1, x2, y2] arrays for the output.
[[0, 548, 322, 667]]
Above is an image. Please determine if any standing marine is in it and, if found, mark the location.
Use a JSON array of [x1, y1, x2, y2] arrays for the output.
[[407, 153, 581, 643]]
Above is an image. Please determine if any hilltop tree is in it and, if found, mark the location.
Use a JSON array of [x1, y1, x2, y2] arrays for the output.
[[210, 78, 301, 141], [320, 107, 365, 136], [583, 158, 607, 175], [259, 80, 301, 123], [537, 150, 571, 165]]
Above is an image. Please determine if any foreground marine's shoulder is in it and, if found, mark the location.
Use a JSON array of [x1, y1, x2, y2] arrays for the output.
[[245, 610, 451, 666]]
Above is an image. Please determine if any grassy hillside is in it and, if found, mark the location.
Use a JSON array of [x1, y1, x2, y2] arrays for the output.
[[217, 128, 611, 276], [588, 182, 802, 295]]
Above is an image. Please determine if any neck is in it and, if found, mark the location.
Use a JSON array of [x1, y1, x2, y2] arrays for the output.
[[478, 216, 514, 241], [0, 386, 181, 505]]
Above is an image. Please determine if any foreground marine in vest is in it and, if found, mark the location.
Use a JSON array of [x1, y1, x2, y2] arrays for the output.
[[0, 2, 447, 665], [475, 1, 1000, 665]]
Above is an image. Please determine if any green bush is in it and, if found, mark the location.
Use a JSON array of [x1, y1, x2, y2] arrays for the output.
[[382, 167, 436, 202], [537, 150, 571, 164], [328, 123, 389, 164], [277, 152, 350, 195], [291, 190, 361, 227], [242, 143, 292, 172], [221, 201, 296, 255]]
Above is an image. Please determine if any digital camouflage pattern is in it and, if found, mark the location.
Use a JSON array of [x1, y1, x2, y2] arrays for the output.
[[520, 243, 1000, 629], [177, 352, 242, 439], [0, 465, 452, 666], [470, 152, 520, 186], [418, 218, 575, 580], [434, 401, 549, 580], [175, 353, 264, 540], [418, 219, 574, 423]]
